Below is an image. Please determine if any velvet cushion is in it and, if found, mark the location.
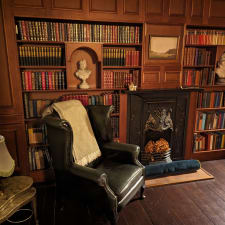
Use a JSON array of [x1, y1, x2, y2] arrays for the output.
[[145, 159, 201, 177], [87, 105, 114, 144]]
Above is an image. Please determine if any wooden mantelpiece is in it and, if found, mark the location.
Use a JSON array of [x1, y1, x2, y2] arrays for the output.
[[126, 88, 199, 163]]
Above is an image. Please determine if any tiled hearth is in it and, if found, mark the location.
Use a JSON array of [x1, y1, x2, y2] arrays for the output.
[[126, 89, 191, 164]]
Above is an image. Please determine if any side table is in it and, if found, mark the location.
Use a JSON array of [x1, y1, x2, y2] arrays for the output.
[[0, 176, 38, 225]]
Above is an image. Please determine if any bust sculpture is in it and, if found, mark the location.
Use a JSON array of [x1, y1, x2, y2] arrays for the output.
[[75, 59, 91, 89], [215, 52, 225, 83]]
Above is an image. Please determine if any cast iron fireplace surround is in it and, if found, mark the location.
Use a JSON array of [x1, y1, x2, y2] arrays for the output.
[[126, 89, 191, 164]]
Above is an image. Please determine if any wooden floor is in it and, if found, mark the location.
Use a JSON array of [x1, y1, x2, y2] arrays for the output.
[[35, 159, 225, 225]]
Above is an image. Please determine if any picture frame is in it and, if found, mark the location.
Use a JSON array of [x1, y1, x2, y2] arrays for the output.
[[149, 36, 179, 60]]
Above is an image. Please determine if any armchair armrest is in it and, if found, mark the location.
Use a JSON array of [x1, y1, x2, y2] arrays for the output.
[[68, 164, 107, 186], [102, 142, 143, 167]]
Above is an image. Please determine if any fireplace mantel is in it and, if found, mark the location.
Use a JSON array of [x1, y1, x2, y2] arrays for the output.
[[126, 89, 194, 163]]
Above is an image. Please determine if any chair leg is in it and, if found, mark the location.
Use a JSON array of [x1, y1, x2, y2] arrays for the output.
[[140, 185, 146, 199]]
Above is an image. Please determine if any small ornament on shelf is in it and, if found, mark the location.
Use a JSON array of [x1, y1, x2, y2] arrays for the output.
[[128, 82, 137, 91]]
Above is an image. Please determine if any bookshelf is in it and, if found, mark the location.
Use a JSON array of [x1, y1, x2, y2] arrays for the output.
[[15, 18, 142, 182], [183, 26, 225, 160]]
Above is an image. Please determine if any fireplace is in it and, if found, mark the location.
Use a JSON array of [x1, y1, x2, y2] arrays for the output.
[[126, 89, 191, 165]]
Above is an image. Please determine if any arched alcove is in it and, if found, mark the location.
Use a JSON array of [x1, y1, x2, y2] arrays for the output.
[[66, 43, 102, 89]]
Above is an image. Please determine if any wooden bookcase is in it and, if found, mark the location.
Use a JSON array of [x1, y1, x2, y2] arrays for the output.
[[14, 17, 142, 182], [183, 25, 225, 160]]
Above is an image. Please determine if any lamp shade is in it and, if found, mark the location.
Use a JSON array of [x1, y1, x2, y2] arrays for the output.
[[0, 135, 15, 177]]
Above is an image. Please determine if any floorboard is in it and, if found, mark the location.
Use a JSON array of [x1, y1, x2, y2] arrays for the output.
[[35, 159, 225, 225]]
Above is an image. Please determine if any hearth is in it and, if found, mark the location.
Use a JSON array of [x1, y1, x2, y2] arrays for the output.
[[126, 89, 191, 165]]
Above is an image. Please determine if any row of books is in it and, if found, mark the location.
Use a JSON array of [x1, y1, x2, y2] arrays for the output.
[[193, 132, 225, 152], [23, 95, 51, 119], [183, 47, 212, 66], [200, 68, 215, 86], [23, 93, 120, 119], [198, 92, 225, 108], [103, 70, 139, 89], [28, 146, 51, 171], [16, 20, 141, 44], [111, 117, 119, 138], [26, 125, 48, 144], [103, 49, 140, 66], [186, 29, 225, 45], [182, 69, 200, 87], [182, 68, 214, 87], [60, 93, 120, 113], [18, 46, 63, 66], [21, 70, 66, 90], [196, 111, 225, 131]]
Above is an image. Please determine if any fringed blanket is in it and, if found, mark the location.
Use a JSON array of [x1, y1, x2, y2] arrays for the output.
[[51, 100, 101, 166]]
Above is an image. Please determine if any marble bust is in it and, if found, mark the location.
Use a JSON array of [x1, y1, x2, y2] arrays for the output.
[[75, 59, 91, 89], [216, 52, 225, 79]]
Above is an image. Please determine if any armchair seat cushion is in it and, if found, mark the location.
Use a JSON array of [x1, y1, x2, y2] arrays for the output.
[[96, 160, 143, 201]]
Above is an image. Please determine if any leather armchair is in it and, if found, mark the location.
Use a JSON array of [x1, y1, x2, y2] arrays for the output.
[[44, 104, 145, 225]]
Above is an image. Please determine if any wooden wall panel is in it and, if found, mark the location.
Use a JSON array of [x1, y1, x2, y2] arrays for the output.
[[142, 69, 161, 89], [169, 0, 186, 16], [187, 0, 204, 25], [191, 0, 203, 17], [52, 0, 83, 10], [146, 0, 164, 15], [209, 0, 225, 18], [13, 0, 44, 8], [0, 123, 28, 175], [207, 0, 225, 25], [90, 0, 117, 12], [164, 71, 180, 87], [0, 13, 13, 109], [124, 0, 139, 15], [0, 1, 23, 116]]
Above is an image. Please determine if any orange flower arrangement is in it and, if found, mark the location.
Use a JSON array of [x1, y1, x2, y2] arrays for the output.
[[145, 138, 169, 153]]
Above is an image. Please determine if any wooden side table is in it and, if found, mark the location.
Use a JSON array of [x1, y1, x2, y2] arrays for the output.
[[0, 176, 38, 225]]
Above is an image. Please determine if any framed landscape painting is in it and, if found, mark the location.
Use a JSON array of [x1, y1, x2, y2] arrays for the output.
[[149, 36, 179, 60]]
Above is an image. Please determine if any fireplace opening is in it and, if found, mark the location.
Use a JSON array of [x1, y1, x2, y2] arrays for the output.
[[143, 108, 173, 165]]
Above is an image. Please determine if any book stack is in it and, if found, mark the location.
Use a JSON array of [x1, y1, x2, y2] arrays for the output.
[[183, 47, 212, 66], [59, 93, 120, 112], [28, 146, 51, 171], [193, 132, 225, 152], [103, 48, 140, 66], [23, 94, 51, 118], [18, 45, 63, 66], [21, 70, 66, 90], [196, 111, 225, 131], [103, 70, 139, 89], [182, 69, 201, 87], [198, 92, 224, 108], [27, 124, 48, 144], [17, 20, 141, 44], [186, 29, 225, 45]]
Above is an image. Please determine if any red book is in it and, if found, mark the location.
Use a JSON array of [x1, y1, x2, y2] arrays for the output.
[[41, 71, 46, 90], [48, 71, 52, 90], [27, 71, 32, 90]]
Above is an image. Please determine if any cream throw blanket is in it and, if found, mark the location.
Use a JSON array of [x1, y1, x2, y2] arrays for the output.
[[51, 100, 101, 166]]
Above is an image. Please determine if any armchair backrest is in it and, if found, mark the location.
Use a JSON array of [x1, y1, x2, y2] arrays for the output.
[[44, 104, 114, 171], [87, 105, 114, 146], [44, 115, 73, 172]]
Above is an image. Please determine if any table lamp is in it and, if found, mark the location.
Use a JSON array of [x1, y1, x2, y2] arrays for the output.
[[0, 135, 15, 196]]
